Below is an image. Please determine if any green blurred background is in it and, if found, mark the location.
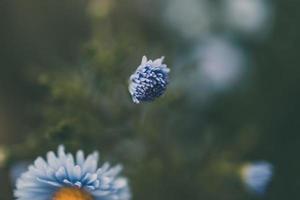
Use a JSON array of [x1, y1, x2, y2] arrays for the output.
[[0, 0, 299, 199]]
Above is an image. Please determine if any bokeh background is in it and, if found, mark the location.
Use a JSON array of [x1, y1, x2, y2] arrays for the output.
[[0, 0, 299, 199]]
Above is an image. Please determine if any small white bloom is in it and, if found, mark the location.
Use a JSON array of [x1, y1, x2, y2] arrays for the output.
[[223, 0, 273, 37]]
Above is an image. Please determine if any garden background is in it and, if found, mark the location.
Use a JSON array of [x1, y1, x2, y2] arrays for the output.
[[0, 0, 300, 199]]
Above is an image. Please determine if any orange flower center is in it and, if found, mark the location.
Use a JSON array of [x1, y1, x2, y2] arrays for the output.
[[52, 187, 93, 200]]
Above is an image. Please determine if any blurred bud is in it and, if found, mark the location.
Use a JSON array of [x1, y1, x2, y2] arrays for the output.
[[240, 161, 273, 196]]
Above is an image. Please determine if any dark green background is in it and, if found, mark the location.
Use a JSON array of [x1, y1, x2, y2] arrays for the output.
[[0, 0, 299, 200]]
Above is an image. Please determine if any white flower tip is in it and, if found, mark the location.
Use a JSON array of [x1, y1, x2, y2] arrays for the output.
[[132, 98, 140, 104], [115, 177, 128, 188], [113, 164, 123, 174], [34, 157, 46, 168], [152, 56, 167, 68], [163, 65, 170, 72], [58, 145, 65, 155], [92, 151, 99, 160], [76, 150, 84, 158], [141, 56, 148, 64]]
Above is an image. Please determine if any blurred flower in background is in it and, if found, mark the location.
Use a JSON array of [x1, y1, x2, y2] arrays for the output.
[[222, 0, 274, 39], [164, 0, 213, 40], [240, 161, 273, 196], [195, 37, 247, 92], [15, 146, 131, 200], [172, 36, 248, 102]]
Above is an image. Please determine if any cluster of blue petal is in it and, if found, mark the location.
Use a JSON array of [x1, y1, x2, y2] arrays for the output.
[[128, 56, 170, 103], [241, 161, 273, 196], [14, 145, 131, 200]]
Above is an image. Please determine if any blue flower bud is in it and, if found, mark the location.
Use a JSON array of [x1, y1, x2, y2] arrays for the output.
[[129, 56, 170, 103]]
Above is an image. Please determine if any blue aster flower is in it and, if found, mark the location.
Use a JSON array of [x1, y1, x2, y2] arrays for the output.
[[128, 56, 170, 103], [14, 145, 131, 200], [240, 161, 273, 196]]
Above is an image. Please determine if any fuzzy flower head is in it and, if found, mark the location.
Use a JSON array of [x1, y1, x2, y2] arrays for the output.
[[240, 161, 273, 196], [128, 56, 170, 103], [15, 145, 131, 200]]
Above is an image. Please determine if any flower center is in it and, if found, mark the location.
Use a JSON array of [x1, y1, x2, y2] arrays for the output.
[[53, 187, 93, 200]]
